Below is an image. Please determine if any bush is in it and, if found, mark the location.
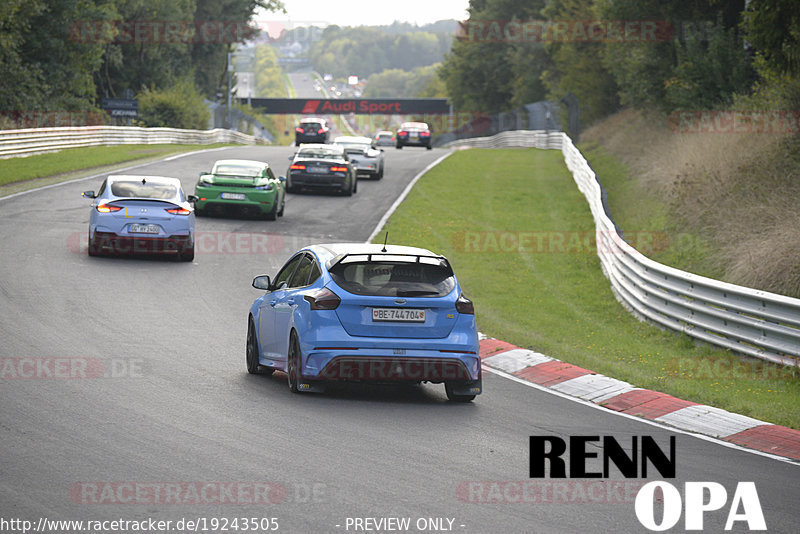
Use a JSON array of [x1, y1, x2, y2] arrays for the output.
[[137, 78, 210, 130]]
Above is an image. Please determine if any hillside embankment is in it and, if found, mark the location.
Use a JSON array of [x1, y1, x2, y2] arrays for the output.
[[580, 108, 800, 299]]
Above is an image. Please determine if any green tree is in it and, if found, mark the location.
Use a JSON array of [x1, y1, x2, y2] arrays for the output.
[[1, 0, 113, 111], [541, 0, 619, 124], [254, 43, 284, 97], [137, 76, 210, 129]]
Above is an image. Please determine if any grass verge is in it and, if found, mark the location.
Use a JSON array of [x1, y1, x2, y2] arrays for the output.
[[373, 148, 800, 429], [0, 143, 232, 196]]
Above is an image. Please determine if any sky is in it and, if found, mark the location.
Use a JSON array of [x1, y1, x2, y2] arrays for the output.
[[256, 0, 471, 29]]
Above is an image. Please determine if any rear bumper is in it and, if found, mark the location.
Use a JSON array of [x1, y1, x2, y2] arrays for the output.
[[289, 172, 349, 189], [318, 356, 473, 382], [195, 199, 276, 216], [296, 134, 327, 144], [353, 163, 380, 176], [91, 231, 192, 255], [299, 343, 481, 385], [397, 137, 431, 147], [194, 188, 277, 214]]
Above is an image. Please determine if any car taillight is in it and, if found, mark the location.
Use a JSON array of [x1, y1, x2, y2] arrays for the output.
[[330, 166, 348, 172], [165, 207, 191, 215], [398, 130, 407, 136], [96, 204, 122, 213], [290, 164, 306, 170], [420, 131, 431, 137], [318, 128, 325, 134], [295, 127, 303, 132], [304, 288, 341, 310], [455, 293, 474, 315]]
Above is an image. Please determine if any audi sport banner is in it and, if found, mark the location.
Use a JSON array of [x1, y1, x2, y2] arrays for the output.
[[246, 98, 450, 115]]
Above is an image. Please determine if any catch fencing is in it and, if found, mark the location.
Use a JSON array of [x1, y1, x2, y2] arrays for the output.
[[444, 130, 800, 366]]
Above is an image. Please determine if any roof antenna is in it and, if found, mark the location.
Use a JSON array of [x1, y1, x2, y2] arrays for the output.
[[381, 231, 388, 252], [141, 177, 146, 184]]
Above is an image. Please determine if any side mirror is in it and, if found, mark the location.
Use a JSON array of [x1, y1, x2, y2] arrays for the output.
[[252, 275, 271, 290], [199, 172, 211, 178], [288, 155, 295, 160], [82, 191, 96, 198], [279, 176, 286, 182], [187, 195, 199, 203]]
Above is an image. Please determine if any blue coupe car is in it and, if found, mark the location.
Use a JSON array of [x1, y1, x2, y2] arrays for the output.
[[82, 175, 197, 261], [247, 243, 481, 401]]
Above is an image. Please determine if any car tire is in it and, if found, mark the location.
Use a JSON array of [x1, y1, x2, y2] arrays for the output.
[[445, 382, 475, 402], [277, 194, 285, 217], [396, 144, 403, 149], [87, 232, 98, 257], [426, 144, 432, 150], [247, 319, 267, 375], [376, 165, 384, 180], [264, 200, 278, 221], [179, 244, 194, 262], [342, 177, 353, 196], [194, 206, 205, 217], [287, 332, 302, 393], [353, 176, 357, 194]]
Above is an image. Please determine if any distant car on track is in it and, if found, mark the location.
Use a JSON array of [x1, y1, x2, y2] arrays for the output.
[[82, 175, 196, 261], [396, 122, 432, 150], [286, 144, 357, 196], [194, 159, 285, 220], [374, 130, 395, 147], [333, 135, 385, 179], [246, 243, 481, 402], [295, 117, 329, 145]]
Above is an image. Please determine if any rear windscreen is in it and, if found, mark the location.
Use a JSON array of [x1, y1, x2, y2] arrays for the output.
[[110, 181, 177, 199], [298, 149, 341, 159], [213, 164, 262, 176], [329, 260, 455, 297]]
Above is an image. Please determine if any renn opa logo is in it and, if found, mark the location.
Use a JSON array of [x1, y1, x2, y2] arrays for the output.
[[530, 435, 766, 531]]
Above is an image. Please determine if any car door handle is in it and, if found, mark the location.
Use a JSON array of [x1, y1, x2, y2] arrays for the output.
[[269, 300, 277, 307]]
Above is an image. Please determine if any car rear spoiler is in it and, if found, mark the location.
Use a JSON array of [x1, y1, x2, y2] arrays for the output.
[[326, 253, 452, 272]]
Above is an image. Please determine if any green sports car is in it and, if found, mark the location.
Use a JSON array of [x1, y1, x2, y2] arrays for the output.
[[194, 159, 286, 220]]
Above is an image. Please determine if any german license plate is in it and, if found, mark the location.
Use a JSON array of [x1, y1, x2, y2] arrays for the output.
[[372, 308, 425, 322], [410, 132, 419, 138], [129, 224, 159, 234], [309, 166, 328, 174], [220, 192, 246, 200]]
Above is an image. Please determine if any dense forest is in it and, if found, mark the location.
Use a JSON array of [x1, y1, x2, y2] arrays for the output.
[[440, 0, 800, 125], [0, 0, 283, 122], [305, 22, 456, 81]]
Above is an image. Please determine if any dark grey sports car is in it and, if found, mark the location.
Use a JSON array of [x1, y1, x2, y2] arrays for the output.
[[286, 144, 357, 196]]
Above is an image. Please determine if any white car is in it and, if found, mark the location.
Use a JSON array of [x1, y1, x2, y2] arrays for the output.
[[333, 136, 385, 179]]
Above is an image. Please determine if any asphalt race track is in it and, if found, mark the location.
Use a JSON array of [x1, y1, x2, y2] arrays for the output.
[[1, 146, 798, 533]]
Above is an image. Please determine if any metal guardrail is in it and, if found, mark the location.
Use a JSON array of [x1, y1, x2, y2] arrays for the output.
[[444, 130, 800, 366], [0, 125, 268, 158]]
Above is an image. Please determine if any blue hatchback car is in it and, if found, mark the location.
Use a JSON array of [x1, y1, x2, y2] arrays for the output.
[[247, 243, 481, 401], [82, 175, 197, 261]]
